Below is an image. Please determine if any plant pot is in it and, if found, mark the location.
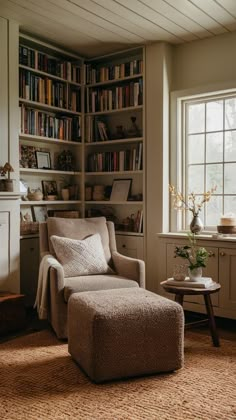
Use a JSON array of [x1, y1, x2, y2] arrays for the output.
[[189, 267, 202, 281]]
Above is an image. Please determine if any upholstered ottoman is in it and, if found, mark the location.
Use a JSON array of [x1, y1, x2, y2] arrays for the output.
[[68, 288, 184, 383]]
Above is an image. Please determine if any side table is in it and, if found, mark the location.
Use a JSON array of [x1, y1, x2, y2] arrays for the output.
[[0, 292, 26, 335], [160, 281, 221, 347]]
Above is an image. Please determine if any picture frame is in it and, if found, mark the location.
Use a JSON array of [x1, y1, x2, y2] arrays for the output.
[[32, 206, 48, 222], [20, 206, 33, 222], [110, 178, 132, 201], [36, 151, 51, 169], [42, 180, 58, 198]]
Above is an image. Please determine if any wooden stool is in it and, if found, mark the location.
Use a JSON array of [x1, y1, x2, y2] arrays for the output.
[[0, 292, 26, 335], [161, 281, 221, 347]]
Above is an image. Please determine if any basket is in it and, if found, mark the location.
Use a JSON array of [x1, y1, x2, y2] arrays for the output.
[[20, 221, 39, 235]]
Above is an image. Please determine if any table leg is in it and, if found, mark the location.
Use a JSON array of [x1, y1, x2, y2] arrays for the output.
[[175, 294, 184, 306], [204, 294, 220, 347]]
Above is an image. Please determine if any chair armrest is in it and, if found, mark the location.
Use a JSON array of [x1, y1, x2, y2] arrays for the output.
[[112, 251, 145, 288], [46, 254, 65, 292]]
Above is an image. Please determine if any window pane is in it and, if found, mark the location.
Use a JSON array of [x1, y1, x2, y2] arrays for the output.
[[188, 103, 205, 134], [205, 196, 223, 226], [224, 196, 236, 215], [225, 131, 236, 162], [206, 132, 223, 163], [224, 163, 236, 194], [188, 165, 204, 193], [206, 164, 223, 193], [225, 98, 236, 129], [188, 134, 204, 163], [206, 100, 223, 132]]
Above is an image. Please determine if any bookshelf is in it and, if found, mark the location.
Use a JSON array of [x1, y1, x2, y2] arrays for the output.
[[84, 47, 145, 243], [19, 34, 84, 219], [18, 36, 145, 259]]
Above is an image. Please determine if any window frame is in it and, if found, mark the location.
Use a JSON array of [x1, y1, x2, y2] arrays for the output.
[[170, 83, 236, 233]]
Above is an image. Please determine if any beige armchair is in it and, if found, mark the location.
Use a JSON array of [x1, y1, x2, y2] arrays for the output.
[[39, 216, 145, 339]]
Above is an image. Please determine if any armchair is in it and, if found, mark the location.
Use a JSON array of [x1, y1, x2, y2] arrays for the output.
[[38, 216, 145, 339]]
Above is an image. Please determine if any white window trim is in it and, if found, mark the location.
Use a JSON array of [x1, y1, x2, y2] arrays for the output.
[[170, 80, 236, 233]]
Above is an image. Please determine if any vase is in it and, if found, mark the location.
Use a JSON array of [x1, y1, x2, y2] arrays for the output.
[[190, 214, 203, 234], [61, 188, 70, 201], [189, 267, 202, 281]]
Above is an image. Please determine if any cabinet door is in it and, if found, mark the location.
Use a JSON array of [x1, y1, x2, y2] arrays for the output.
[[166, 243, 219, 306], [219, 248, 236, 311], [0, 212, 9, 288], [20, 237, 40, 307], [116, 235, 144, 260]]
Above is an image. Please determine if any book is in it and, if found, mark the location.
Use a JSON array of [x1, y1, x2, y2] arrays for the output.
[[166, 277, 214, 289]]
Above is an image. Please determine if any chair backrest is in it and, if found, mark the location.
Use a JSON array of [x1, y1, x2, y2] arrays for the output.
[[39, 217, 117, 264]]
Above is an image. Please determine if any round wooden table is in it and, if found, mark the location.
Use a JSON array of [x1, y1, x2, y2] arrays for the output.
[[160, 281, 221, 347]]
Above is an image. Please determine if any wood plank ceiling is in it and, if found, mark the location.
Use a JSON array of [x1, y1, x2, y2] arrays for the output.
[[0, 0, 236, 57]]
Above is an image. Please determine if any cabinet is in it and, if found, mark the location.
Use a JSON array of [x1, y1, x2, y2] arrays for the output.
[[116, 234, 144, 260], [159, 234, 236, 320], [19, 34, 84, 219], [84, 48, 145, 255], [20, 236, 40, 307]]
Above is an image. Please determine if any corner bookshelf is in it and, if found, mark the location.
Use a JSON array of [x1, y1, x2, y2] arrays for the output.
[[19, 34, 84, 220], [84, 47, 145, 257]]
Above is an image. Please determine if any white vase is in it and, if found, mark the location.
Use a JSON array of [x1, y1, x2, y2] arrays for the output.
[[189, 267, 202, 281]]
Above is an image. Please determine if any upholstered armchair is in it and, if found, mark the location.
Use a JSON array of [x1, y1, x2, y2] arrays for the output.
[[38, 216, 145, 339]]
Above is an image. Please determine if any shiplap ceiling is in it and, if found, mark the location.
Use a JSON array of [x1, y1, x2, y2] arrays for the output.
[[0, 0, 236, 57]]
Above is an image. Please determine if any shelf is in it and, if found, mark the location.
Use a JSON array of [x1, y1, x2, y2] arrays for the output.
[[86, 73, 143, 88], [85, 137, 143, 146], [19, 64, 82, 87], [85, 201, 143, 205], [20, 168, 81, 175], [85, 170, 143, 176], [115, 231, 144, 237], [19, 99, 81, 116], [20, 200, 81, 205], [87, 105, 143, 116], [19, 134, 82, 146]]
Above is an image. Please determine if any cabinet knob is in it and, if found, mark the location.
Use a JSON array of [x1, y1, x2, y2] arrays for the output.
[[208, 251, 215, 257], [220, 252, 225, 256], [122, 244, 126, 248], [30, 247, 35, 251]]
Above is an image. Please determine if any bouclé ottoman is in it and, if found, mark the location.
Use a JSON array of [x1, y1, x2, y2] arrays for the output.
[[68, 288, 184, 383]]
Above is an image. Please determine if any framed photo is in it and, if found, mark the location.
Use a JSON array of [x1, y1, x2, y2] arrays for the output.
[[20, 206, 33, 222], [32, 206, 48, 222], [42, 180, 58, 198], [110, 178, 132, 201], [36, 151, 51, 169]]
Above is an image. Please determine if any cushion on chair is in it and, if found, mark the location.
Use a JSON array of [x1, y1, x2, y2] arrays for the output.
[[47, 216, 111, 263], [50, 233, 111, 277], [64, 275, 139, 302]]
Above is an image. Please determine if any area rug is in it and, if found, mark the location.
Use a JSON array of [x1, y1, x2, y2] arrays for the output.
[[0, 329, 235, 420]]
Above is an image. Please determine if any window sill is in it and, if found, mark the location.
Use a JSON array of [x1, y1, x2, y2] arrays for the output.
[[157, 231, 236, 243]]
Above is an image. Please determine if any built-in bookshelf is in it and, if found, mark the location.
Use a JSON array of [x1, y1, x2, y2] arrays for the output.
[[18, 37, 145, 257], [19, 34, 84, 218], [84, 48, 145, 238]]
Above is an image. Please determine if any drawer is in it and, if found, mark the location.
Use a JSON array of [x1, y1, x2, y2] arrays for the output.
[[116, 235, 144, 260]]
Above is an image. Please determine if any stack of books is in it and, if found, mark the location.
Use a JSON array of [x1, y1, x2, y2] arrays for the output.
[[166, 277, 214, 289]]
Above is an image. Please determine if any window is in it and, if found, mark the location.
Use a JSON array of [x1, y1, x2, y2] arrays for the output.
[[172, 91, 236, 231]]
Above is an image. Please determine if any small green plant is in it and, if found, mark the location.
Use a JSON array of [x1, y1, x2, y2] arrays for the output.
[[174, 233, 209, 270]]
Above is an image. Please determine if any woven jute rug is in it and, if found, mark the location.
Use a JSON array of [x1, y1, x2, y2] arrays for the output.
[[0, 329, 235, 420]]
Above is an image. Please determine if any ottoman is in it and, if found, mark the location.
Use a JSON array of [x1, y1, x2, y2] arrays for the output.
[[68, 288, 184, 383]]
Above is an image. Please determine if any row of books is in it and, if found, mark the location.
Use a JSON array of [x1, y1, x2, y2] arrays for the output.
[[134, 209, 143, 233], [85, 60, 143, 84], [19, 69, 81, 112], [19, 105, 81, 141], [87, 145, 142, 172], [85, 116, 109, 142], [87, 79, 143, 113], [19, 45, 82, 83]]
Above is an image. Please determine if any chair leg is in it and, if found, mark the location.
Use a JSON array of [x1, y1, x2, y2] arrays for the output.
[[204, 294, 220, 347]]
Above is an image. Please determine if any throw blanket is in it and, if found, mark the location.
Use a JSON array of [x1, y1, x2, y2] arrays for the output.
[[34, 254, 64, 319]]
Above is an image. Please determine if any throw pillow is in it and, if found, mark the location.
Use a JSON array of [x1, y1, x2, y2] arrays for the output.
[[50, 233, 111, 277]]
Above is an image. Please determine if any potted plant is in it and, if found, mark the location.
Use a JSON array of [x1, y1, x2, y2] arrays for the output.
[[0, 162, 14, 192], [174, 233, 210, 281]]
